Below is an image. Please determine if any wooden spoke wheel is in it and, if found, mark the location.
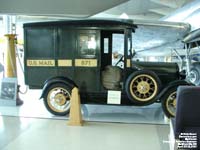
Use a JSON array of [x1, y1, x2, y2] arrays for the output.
[[44, 83, 71, 116], [162, 87, 177, 118], [126, 70, 161, 105]]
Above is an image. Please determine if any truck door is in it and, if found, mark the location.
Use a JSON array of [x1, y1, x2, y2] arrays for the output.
[[100, 29, 133, 91], [74, 30, 100, 92], [100, 30, 125, 91], [101, 30, 125, 69], [101, 31, 112, 69], [124, 29, 133, 69]]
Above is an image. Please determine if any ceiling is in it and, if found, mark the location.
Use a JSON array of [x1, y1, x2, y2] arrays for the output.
[[93, 0, 193, 20], [0, 0, 128, 18], [0, 0, 195, 21]]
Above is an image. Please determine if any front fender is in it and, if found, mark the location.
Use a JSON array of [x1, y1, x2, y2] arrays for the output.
[[40, 76, 77, 99], [157, 80, 193, 100]]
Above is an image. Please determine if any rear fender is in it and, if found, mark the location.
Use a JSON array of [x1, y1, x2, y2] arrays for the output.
[[157, 80, 193, 100], [40, 76, 77, 99]]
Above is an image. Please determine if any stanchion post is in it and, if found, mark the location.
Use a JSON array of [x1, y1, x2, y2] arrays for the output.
[[68, 87, 83, 126]]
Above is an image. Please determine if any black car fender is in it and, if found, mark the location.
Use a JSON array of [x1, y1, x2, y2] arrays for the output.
[[40, 76, 77, 99], [156, 80, 193, 101]]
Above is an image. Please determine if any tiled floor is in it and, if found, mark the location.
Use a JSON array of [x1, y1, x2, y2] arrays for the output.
[[0, 89, 171, 150], [0, 116, 170, 150]]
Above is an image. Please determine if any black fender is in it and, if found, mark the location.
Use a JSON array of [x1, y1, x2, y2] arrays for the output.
[[157, 80, 193, 101], [40, 76, 77, 99]]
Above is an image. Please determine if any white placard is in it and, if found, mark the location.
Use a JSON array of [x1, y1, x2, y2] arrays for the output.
[[0, 77, 17, 106], [107, 90, 121, 104]]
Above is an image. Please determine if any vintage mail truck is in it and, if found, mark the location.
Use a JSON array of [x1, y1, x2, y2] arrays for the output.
[[23, 19, 191, 117]]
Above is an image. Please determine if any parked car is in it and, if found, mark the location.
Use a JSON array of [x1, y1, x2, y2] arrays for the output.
[[23, 19, 192, 117], [172, 28, 200, 86]]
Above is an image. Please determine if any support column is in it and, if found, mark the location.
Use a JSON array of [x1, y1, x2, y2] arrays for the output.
[[3, 16, 23, 106], [4, 34, 17, 77]]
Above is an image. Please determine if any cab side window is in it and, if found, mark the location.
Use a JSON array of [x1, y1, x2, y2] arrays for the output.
[[112, 33, 124, 67], [78, 34, 96, 58]]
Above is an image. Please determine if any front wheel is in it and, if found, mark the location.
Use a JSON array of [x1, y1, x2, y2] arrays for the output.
[[43, 83, 71, 116], [125, 70, 161, 105], [161, 87, 177, 118]]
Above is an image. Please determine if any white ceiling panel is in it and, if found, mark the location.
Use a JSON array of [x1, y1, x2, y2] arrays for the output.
[[0, 0, 128, 17]]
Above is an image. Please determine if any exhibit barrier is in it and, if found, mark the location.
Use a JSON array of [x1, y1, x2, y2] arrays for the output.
[[68, 87, 83, 126]]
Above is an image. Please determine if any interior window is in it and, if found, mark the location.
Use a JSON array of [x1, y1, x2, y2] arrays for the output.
[[78, 34, 96, 58], [112, 34, 124, 67], [104, 38, 109, 53]]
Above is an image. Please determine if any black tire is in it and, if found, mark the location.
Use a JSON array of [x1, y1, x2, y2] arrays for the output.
[[161, 87, 177, 118], [125, 70, 161, 105], [43, 83, 71, 116]]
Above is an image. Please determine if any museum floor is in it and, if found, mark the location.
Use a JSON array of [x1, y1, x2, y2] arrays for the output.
[[0, 116, 169, 150], [0, 89, 170, 150]]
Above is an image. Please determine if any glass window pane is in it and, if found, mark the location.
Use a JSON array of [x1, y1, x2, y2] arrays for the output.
[[112, 34, 124, 55], [79, 34, 96, 58], [112, 34, 124, 68], [104, 38, 109, 53]]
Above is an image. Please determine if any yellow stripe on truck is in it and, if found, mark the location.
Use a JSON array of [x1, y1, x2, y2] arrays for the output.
[[58, 59, 72, 66], [75, 59, 97, 67], [27, 59, 55, 67]]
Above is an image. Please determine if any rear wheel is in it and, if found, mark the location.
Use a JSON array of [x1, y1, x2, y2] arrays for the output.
[[125, 70, 161, 105], [161, 87, 177, 118], [44, 83, 71, 116]]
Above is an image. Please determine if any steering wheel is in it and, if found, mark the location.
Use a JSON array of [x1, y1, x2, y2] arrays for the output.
[[115, 55, 124, 66]]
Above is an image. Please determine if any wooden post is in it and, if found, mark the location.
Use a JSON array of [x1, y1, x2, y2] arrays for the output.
[[68, 87, 83, 126]]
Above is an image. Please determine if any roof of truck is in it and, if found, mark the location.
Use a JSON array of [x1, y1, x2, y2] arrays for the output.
[[23, 19, 137, 29]]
